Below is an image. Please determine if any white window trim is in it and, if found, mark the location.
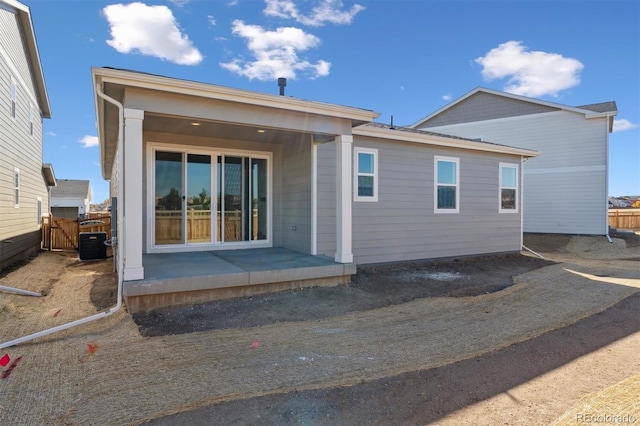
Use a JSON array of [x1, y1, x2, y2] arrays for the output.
[[13, 167, 20, 208], [353, 147, 378, 202], [434, 156, 460, 214], [146, 142, 273, 254], [10, 78, 17, 119], [499, 162, 519, 213]]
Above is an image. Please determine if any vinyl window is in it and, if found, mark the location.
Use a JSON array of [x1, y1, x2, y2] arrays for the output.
[[14, 168, 20, 207], [354, 147, 378, 202], [499, 163, 518, 213], [434, 156, 459, 213]]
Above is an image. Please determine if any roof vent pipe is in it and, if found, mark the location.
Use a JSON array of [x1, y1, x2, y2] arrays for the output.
[[278, 77, 287, 96]]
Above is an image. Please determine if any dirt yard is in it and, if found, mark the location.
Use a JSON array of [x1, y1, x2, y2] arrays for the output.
[[133, 253, 554, 336], [0, 233, 639, 425]]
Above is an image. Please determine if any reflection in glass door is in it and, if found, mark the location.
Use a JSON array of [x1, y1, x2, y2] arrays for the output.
[[187, 154, 212, 243], [217, 156, 268, 243], [155, 151, 183, 245], [153, 148, 267, 247]]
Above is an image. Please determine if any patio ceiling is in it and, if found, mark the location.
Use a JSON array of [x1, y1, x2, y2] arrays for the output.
[[142, 112, 331, 145], [93, 67, 379, 180]]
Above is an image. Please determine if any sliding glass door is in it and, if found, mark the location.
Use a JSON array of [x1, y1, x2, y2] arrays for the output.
[[152, 147, 268, 248], [217, 156, 268, 243]]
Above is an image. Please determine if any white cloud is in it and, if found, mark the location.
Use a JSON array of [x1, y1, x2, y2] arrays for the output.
[[264, 0, 365, 27], [103, 2, 203, 66], [168, 0, 189, 7], [208, 15, 216, 26], [475, 41, 584, 98], [442, 94, 452, 101], [613, 119, 638, 133], [79, 135, 99, 148], [220, 20, 330, 80], [46, 131, 56, 137]]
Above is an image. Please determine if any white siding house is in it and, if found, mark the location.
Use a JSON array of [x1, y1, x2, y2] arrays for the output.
[[411, 87, 617, 236], [0, 0, 53, 270]]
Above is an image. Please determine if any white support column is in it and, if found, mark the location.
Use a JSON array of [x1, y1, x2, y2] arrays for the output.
[[123, 108, 144, 280], [335, 134, 353, 263]]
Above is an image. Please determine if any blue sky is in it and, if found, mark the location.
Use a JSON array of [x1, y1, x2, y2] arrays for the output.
[[28, 0, 639, 203]]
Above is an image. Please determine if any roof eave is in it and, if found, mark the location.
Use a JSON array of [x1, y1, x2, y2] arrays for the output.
[[15, 2, 51, 118], [92, 67, 380, 124], [42, 163, 56, 187], [353, 125, 540, 158], [411, 87, 617, 128]]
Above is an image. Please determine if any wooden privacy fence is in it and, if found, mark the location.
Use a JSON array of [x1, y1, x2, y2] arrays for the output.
[[155, 210, 260, 244], [609, 209, 640, 230], [42, 213, 112, 251]]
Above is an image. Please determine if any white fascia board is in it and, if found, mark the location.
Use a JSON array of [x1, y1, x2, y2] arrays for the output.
[[92, 67, 380, 123], [5, 0, 51, 118], [353, 126, 540, 158]]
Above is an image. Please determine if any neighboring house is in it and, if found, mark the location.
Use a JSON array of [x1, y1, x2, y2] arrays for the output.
[[0, 0, 54, 271], [92, 67, 537, 312], [411, 87, 617, 236], [50, 179, 92, 219]]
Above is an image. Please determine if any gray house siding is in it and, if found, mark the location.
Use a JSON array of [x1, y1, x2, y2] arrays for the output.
[[316, 142, 337, 257], [0, 3, 48, 270], [420, 110, 608, 235], [420, 92, 560, 128], [349, 137, 522, 264], [280, 138, 312, 253]]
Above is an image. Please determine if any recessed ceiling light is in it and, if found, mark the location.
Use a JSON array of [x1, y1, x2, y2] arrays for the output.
[[257, 129, 266, 133], [191, 122, 201, 126]]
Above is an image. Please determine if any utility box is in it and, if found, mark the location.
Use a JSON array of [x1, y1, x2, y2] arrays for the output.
[[79, 232, 107, 261]]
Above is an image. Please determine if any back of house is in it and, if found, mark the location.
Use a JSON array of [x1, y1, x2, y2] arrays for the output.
[[411, 87, 617, 236], [0, 0, 53, 270]]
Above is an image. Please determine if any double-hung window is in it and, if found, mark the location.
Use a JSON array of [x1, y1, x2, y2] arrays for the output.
[[499, 163, 518, 212], [354, 147, 378, 202], [434, 156, 459, 213]]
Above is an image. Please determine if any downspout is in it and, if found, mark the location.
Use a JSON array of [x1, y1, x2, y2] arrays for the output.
[[0, 84, 124, 350], [604, 113, 613, 243]]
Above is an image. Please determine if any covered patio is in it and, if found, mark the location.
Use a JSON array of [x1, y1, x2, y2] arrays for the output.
[[124, 248, 355, 313]]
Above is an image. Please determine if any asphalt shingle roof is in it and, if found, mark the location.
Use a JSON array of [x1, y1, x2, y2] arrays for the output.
[[50, 179, 90, 199], [576, 101, 618, 114]]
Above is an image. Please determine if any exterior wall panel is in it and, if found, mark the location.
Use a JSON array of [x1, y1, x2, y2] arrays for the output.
[[349, 136, 522, 265], [280, 138, 311, 253], [420, 110, 608, 235], [0, 3, 48, 270]]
